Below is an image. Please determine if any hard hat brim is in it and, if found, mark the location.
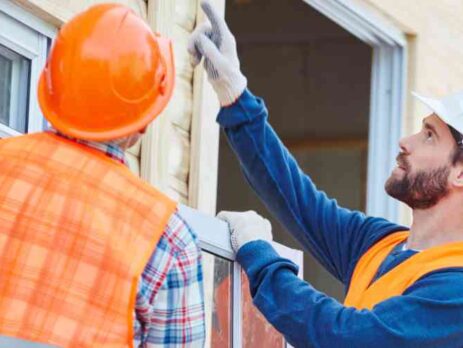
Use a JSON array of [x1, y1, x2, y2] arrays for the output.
[[412, 91, 463, 135]]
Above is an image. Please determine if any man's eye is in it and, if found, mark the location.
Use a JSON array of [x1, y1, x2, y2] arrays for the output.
[[426, 131, 433, 139]]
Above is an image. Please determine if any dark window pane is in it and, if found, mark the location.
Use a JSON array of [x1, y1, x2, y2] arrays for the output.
[[0, 53, 12, 126], [0, 44, 30, 133]]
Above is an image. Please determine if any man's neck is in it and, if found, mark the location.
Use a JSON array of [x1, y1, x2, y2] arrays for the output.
[[408, 194, 463, 250]]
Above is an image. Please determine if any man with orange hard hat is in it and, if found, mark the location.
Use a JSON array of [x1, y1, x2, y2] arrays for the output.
[[0, 4, 205, 347]]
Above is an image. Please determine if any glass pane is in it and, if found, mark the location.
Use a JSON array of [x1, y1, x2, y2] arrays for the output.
[[0, 44, 30, 133], [241, 270, 285, 348], [202, 251, 233, 348], [0, 54, 12, 126]]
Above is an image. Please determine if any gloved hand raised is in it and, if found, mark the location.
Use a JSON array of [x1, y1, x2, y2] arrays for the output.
[[187, 0, 247, 106], [217, 211, 273, 253]]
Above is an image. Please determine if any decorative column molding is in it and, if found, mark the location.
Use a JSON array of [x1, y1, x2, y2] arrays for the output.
[[141, 0, 176, 191], [188, 0, 225, 214]]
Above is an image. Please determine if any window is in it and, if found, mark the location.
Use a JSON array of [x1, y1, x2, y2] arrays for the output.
[[0, 44, 30, 133], [179, 204, 303, 348], [0, 0, 56, 138]]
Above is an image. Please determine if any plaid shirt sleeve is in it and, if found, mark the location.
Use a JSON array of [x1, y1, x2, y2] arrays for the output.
[[134, 210, 205, 348]]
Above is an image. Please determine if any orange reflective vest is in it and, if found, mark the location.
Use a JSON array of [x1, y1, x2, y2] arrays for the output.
[[344, 231, 463, 310], [0, 132, 177, 347]]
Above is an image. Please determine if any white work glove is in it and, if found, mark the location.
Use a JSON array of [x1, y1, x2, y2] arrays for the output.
[[187, 0, 247, 106], [217, 211, 273, 253]]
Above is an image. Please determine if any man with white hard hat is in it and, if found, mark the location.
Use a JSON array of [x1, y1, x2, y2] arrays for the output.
[[188, 1, 463, 346]]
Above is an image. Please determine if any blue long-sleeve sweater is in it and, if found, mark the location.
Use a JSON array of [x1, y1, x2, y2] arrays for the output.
[[217, 89, 463, 348]]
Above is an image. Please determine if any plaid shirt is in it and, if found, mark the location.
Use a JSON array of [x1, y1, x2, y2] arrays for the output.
[[49, 130, 206, 347]]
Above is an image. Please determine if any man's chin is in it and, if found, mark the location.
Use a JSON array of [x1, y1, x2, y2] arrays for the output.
[[386, 166, 408, 189], [384, 175, 407, 201], [384, 165, 450, 210]]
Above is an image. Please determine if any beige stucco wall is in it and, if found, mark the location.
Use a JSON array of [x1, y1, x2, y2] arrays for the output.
[[365, 0, 463, 129]]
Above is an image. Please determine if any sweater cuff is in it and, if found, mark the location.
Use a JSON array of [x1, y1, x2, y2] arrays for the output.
[[217, 88, 268, 128], [236, 240, 298, 276]]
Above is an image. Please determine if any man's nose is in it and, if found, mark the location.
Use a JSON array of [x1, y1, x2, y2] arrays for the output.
[[398, 135, 411, 154]]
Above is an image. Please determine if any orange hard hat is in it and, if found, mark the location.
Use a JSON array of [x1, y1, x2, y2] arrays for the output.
[[38, 3, 175, 141]]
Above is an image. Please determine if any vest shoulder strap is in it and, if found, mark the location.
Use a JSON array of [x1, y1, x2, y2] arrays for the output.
[[345, 231, 463, 309]]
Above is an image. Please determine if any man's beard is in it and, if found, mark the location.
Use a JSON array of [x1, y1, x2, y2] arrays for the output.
[[385, 154, 450, 209]]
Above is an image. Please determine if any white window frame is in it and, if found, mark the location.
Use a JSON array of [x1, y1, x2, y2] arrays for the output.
[[179, 204, 303, 348], [0, 0, 56, 138], [303, 0, 407, 223]]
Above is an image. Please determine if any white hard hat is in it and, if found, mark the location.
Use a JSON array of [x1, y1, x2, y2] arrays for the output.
[[412, 91, 463, 138]]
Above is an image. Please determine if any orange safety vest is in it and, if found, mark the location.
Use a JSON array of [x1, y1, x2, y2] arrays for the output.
[[0, 132, 177, 347], [344, 231, 463, 310]]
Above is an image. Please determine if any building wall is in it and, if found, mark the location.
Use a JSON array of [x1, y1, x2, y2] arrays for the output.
[[366, 0, 463, 103]]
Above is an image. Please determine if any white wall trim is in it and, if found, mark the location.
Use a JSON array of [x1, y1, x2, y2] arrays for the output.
[[304, 0, 407, 222], [304, 0, 406, 46], [0, 124, 21, 137], [232, 261, 243, 348], [141, 0, 176, 191], [2, 0, 56, 38], [27, 31, 48, 132]]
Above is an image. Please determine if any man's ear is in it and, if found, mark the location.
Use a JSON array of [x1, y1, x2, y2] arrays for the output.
[[451, 163, 463, 188]]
